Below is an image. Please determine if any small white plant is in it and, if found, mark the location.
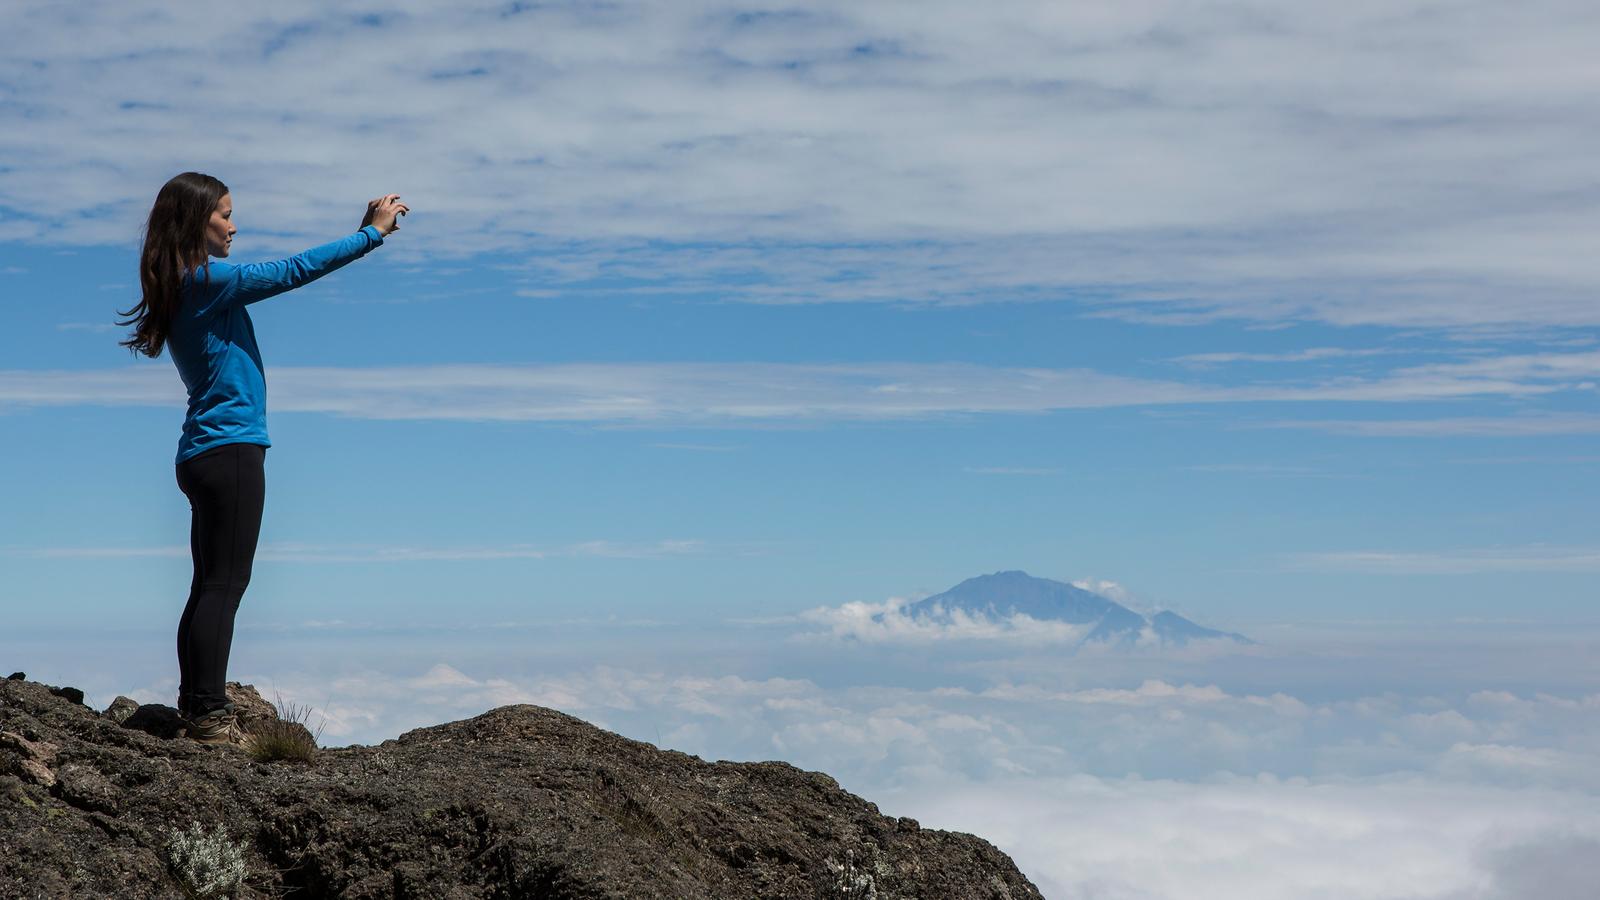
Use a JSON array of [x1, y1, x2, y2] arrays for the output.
[[164, 821, 246, 899], [824, 849, 880, 899]]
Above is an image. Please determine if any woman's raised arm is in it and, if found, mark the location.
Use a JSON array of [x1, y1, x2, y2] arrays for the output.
[[231, 195, 408, 306]]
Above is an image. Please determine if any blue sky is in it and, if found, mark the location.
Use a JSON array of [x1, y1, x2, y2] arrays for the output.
[[3, 3, 1599, 897]]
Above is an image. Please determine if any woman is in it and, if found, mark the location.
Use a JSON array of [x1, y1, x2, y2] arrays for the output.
[[119, 172, 408, 744]]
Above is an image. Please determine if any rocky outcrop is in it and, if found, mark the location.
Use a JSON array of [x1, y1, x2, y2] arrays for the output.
[[0, 676, 1042, 899]]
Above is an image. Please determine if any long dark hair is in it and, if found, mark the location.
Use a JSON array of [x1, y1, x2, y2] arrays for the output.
[[119, 172, 229, 357]]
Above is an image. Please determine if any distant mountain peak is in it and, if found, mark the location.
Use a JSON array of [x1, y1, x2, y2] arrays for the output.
[[905, 571, 1251, 648]]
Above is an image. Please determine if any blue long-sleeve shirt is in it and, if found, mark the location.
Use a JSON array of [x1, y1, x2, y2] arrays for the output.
[[169, 225, 384, 464]]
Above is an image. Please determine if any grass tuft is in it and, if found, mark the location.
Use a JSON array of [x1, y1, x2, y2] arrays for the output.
[[245, 694, 325, 764]]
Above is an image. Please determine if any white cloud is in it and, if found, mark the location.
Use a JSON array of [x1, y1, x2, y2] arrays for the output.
[[1180, 463, 1331, 476], [980, 679, 1311, 717], [796, 595, 1095, 646], [1071, 578, 1136, 605], [91, 647, 1600, 794], [4, 2, 1600, 328]]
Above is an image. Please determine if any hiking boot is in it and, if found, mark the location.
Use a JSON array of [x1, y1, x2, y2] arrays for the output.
[[186, 707, 251, 748]]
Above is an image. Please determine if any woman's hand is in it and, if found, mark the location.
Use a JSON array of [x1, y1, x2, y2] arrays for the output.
[[361, 194, 410, 237]]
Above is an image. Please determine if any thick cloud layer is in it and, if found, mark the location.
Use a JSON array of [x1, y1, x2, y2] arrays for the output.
[[5, 1, 1600, 328], [890, 776, 1600, 900]]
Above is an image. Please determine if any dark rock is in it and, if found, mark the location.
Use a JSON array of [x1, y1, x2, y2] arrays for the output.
[[0, 676, 1044, 899], [103, 696, 140, 724], [0, 774, 33, 807], [1, 729, 61, 791], [226, 681, 279, 731], [1, 730, 60, 789], [54, 763, 120, 815], [13, 758, 55, 789], [120, 704, 189, 740], [227, 683, 321, 752], [0, 730, 59, 766], [48, 685, 86, 706], [6, 672, 23, 681]]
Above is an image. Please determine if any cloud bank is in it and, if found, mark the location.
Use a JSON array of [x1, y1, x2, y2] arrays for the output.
[[891, 775, 1600, 900], [28, 620, 1596, 900], [219, 656, 1600, 899]]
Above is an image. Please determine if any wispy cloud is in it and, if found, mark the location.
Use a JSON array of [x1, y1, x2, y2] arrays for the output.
[[1395, 351, 1600, 381], [649, 442, 745, 452], [1, 354, 1592, 424], [55, 322, 121, 334], [4, 3, 1600, 329], [14, 545, 190, 560], [1267, 414, 1600, 437], [1170, 347, 1396, 367], [1181, 463, 1327, 475], [8, 539, 707, 563], [1285, 546, 1600, 575], [1445, 455, 1600, 466], [251, 617, 672, 635]]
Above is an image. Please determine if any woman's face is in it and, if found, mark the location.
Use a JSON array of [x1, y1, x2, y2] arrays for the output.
[[206, 193, 236, 259]]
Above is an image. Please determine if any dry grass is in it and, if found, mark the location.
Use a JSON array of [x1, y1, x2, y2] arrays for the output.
[[246, 695, 325, 764]]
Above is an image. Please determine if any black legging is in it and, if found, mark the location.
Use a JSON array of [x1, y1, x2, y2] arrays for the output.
[[175, 442, 266, 718]]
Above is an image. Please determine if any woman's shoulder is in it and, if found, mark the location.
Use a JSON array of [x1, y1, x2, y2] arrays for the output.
[[178, 262, 245, 315], [182, 261, 241, 289]]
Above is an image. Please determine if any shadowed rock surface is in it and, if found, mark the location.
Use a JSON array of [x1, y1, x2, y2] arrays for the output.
[[0, 676, 1042, 899]]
